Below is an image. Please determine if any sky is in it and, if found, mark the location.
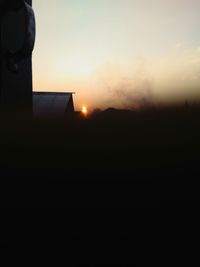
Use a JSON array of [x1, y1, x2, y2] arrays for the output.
[[33, 0, 200, 110]]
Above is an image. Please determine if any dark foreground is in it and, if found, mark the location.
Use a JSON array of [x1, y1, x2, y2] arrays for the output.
[[0, 106, 200, 247]]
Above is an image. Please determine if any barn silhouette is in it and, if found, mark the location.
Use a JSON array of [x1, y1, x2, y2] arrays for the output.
[[33, 92, 75, 118]]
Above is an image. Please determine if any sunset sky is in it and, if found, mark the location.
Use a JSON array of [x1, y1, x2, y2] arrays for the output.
[[33, 0, 200, 110]]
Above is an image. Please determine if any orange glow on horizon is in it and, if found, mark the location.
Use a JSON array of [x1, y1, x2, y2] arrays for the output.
[[81, 105, 88, 116]]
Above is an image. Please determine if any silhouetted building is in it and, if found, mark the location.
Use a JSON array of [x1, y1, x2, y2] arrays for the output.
[[33, 92, 75, 119], [0, 0, 35, 115]]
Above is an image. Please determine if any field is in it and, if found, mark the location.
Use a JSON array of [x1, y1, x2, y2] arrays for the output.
[[1, 105, 200, 245]]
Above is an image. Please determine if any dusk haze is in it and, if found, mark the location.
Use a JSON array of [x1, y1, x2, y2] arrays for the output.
[[33, 0, 200, 110]]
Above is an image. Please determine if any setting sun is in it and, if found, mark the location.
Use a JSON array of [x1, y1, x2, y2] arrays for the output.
[[82, 105, 88, 116]]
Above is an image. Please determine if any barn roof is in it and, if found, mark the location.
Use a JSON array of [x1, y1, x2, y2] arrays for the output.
[[33, 92, 75, 117]]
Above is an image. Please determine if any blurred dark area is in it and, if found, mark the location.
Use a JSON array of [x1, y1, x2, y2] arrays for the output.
[[0, 104, 200, 246]]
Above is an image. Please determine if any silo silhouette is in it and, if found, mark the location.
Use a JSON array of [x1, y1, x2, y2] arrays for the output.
[[0, 0, 35, 117]]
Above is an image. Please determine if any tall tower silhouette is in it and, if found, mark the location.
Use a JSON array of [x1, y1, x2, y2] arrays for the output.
[[0, 0, 35, 116]]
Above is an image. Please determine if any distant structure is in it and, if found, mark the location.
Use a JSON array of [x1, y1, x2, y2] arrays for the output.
[[33, 92, 75, 119]]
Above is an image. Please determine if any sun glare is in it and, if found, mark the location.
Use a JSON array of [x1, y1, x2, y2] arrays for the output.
[[81, 105, 88, 116]]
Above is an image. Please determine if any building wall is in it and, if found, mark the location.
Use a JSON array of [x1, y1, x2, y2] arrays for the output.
[[33, 93, 75, 119], [0, 0, 33, 114]]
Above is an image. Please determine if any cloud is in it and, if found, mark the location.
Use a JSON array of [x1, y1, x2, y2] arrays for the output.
[[108, 73, 154, 110], [89, 59, 155, 110], [90, 46, 200, 109]]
